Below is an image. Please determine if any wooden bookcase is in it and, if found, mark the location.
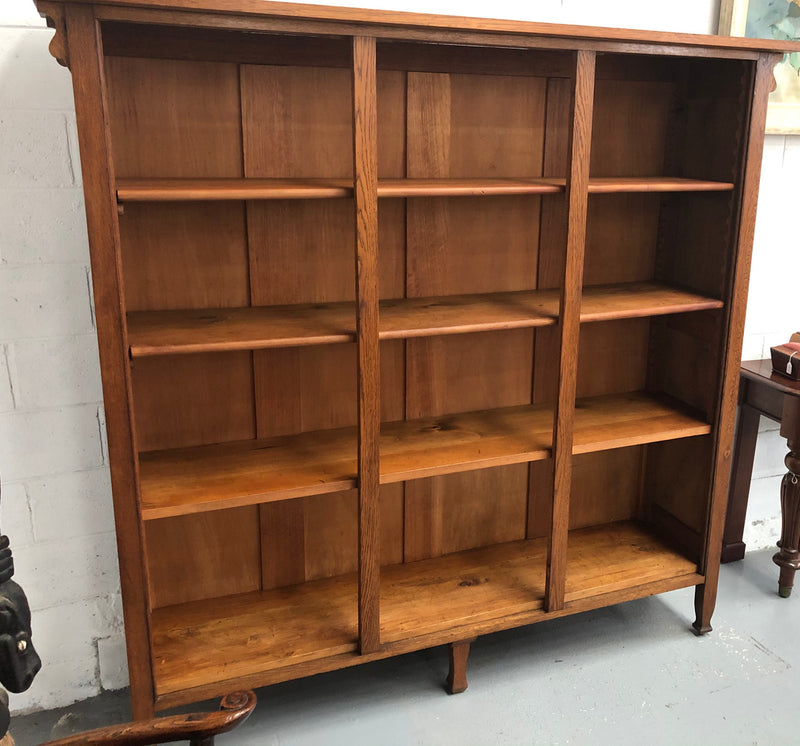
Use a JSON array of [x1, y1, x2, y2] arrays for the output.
[[36, 0, 794, 717]]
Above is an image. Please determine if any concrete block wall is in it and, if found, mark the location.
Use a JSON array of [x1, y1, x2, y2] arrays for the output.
[[0, 0, 126, 712], [0, 0, 794, 714]]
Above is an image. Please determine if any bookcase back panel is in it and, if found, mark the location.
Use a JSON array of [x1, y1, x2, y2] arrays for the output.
[[676, 59, 749, 184], [404, 466, 529, 562], [647, 311, 724, 421], [584, 194, 660, 286], [405, 330, 534, 561], [657, 193, 736, 300], [407, 72, 547, 178], [405, 331, 534, 417], [254, 341, 402, 589], [119, 203, 250, 311], [131, 353, 256, 452], [568, 446, 645, 530], [242, 65, 353, 178], [575, 319, 650, 399], [406, 197, 541, 296], [259, 486, 404, 589], [590, 79, 673, 177], [105, 56, 243, 178], [146, 507, 261, 608], [645, 435, 714, 559], [399, 68, 552, 563], [247, 201, 355, 305], [526, 458, 554, 540]]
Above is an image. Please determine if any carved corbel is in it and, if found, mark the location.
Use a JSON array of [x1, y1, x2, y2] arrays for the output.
[[36, 1, 69, 68]]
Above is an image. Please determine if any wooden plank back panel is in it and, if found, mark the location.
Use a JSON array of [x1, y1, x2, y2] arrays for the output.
[[589, 79, 673, 177], [241, 64, 353, 178], [568, 447, 644, 530], [648, 311, 724, 420], [576, 318, 650, 399], [118, 203, 249, 312], [655, 63, 746, 301], [404, 69, 546, 561], [243, 64, 407, 589], [404, 331, 535, 560], [643, 63, 748, 567], [243, 63, 354, 591], [583, 194, 660, 286], [104, 56, 243, 178], [131, 353, 256, 452], [146, 508, 261, 608], [645, 435, 713, 549], [104, 54, 258, 608]]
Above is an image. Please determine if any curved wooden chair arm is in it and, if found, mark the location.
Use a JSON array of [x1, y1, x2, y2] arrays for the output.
[[41, 690, 256, 746]]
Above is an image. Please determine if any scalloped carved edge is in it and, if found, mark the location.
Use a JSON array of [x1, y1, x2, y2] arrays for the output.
[[37, 1, 69, 68], [768, 51, 783, 94]]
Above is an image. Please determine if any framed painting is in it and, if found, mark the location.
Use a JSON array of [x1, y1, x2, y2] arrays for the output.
[[719, 0, 800, 133]]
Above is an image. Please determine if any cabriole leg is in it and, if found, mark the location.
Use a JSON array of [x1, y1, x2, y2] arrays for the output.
[[446, 638, 475, 694]]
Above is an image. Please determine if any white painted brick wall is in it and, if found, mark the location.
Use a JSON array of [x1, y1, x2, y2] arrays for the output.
[[0, 3, 124, 714], [0, 0, 793, 717]]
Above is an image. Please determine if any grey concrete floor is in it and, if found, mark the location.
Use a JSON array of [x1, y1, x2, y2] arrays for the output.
[[11, 548, 796, 745]]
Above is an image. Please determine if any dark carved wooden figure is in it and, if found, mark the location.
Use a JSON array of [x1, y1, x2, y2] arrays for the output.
[[0, 483, 43, 744]]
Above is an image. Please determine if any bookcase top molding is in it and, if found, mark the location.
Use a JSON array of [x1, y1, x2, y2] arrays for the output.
[[36, 0, 800, 69]]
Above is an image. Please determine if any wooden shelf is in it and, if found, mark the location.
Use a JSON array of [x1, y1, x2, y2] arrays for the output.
[[115, 177, 732, 203], [116, 178, 353, 201], [138, 391, 710, 519], [127, 283, 721, 357], [587, 177, 733, 193], [151, 521, 700, 700], [378, 178, 563, 196], [579, 282, 723, 322]]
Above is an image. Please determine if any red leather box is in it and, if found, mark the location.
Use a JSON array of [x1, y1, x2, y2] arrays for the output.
[[771, 332, 800, 380]]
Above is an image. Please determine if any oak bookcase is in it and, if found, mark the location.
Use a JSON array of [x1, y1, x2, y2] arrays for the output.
[[35, 0, 794, 718]]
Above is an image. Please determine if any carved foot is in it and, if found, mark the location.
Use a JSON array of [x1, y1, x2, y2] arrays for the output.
[[692, 583, 714, 636], [445, 639, 475, 695], [773, 464, 800, 599]]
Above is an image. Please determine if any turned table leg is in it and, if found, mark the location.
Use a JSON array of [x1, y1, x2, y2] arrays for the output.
[[773, 398, 800, 598], [446, 638, 475, 694]]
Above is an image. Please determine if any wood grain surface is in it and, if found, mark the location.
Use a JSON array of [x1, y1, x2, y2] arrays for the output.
[[126, 282, 723, 356], [150, 520, 698, 698], [138, 391, 710, 519]]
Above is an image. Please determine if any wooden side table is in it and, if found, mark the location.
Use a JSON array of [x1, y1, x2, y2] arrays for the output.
[[722, 359, 800, 597]]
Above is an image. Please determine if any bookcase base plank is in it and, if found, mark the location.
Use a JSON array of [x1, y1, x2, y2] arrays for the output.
[[152, 521, 698, 703]]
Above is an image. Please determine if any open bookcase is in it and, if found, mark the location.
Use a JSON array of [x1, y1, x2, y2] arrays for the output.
[[36, 0, 793, 717]]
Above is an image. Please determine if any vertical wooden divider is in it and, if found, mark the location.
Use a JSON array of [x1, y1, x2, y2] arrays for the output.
[[545, 50, 596, 613], [352, 36, 381, 653], [693, 52, 778, 633], [63, 5, 155, 717]]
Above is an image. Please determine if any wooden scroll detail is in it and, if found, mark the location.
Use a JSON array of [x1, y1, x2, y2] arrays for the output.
[[42, 690, 256, 745], [37, 2, 69, 67]]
